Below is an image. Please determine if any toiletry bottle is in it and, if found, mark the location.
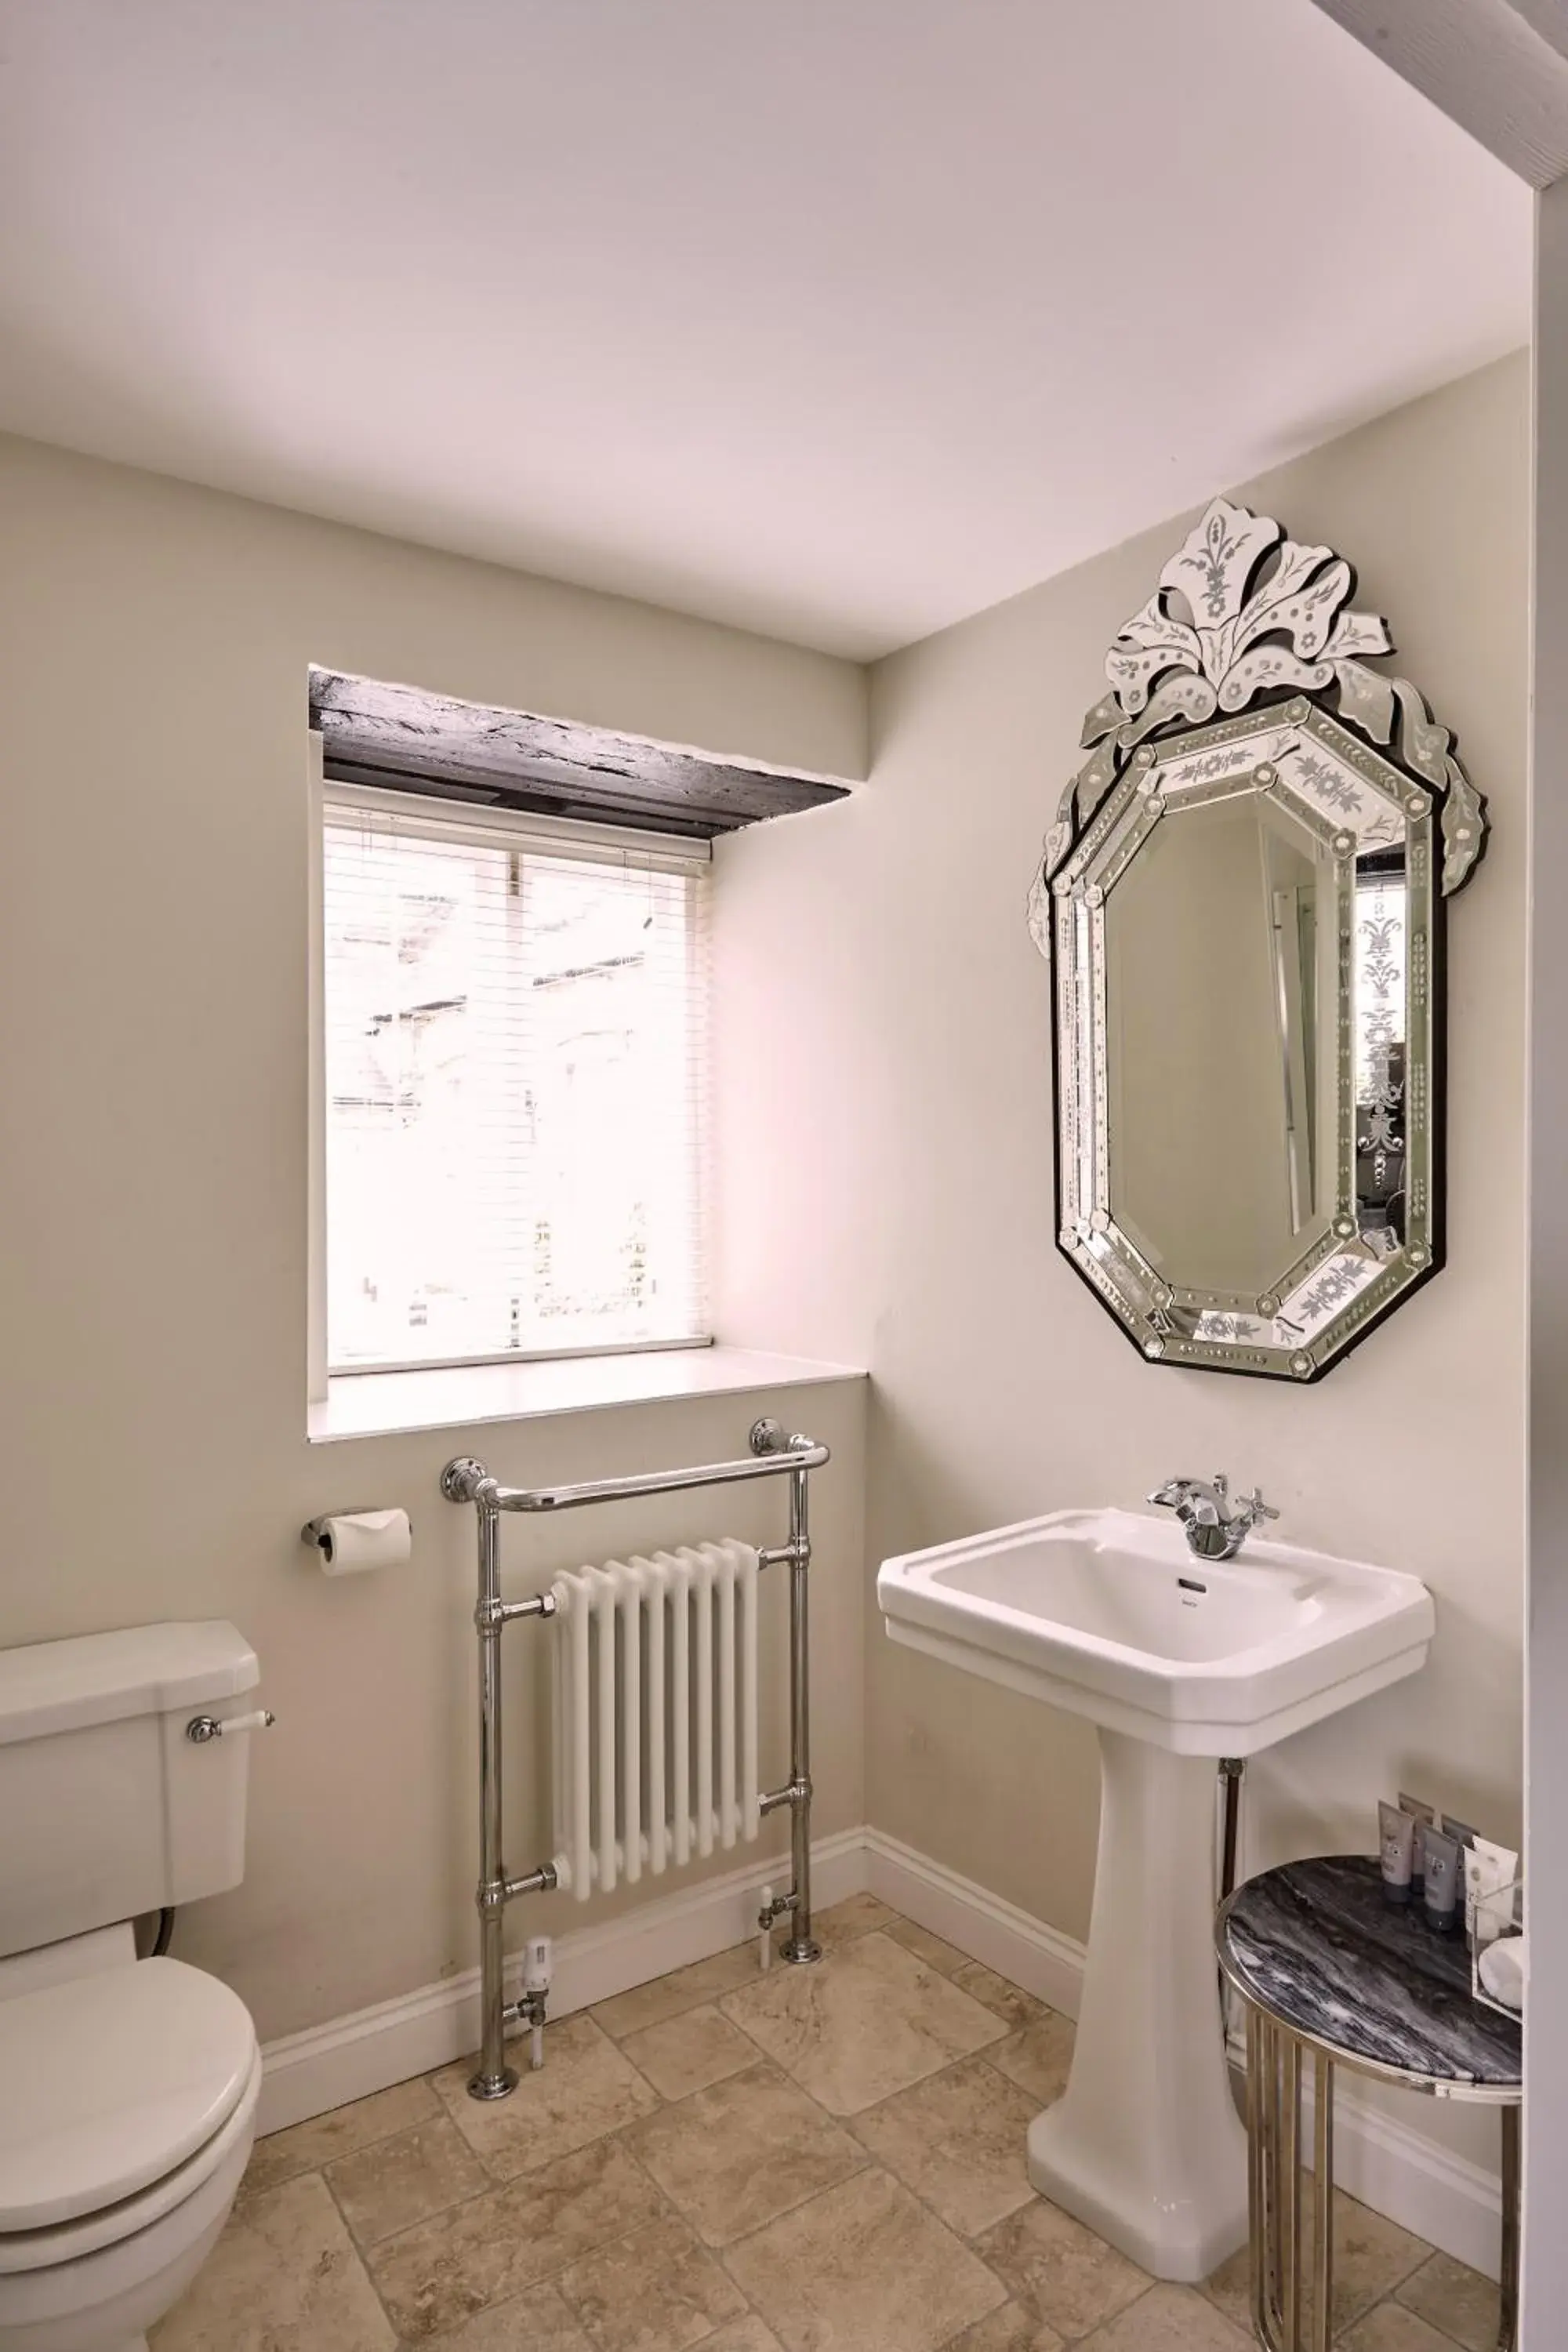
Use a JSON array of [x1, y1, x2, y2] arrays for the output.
[[1379, 1801, 1415, 1907], [1422, 1828, 1461, 1934], [1399, 1793, 1435, 1893]]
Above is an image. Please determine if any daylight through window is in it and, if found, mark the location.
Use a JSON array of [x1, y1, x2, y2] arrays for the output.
[[322, 795, 710, 1371]]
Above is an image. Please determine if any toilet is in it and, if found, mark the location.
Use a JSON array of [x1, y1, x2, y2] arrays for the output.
[[0, 1622, 268, 2352]]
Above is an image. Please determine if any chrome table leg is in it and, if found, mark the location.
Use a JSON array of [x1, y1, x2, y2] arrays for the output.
[[1279, 2031, 1302, 2351], [1499, 2103, 1520, 2352], [1262, 2014, 1285, 2347], [1312, 2049, 1334, 2352], [1244, 2005, 1333, 2352], [1247, 2009, 1270, 2347]]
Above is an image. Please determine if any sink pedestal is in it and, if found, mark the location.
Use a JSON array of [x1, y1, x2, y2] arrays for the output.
[[1027, 1730, 1247, 2280]]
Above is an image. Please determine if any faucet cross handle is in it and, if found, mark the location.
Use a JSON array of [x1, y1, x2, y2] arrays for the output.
[[1147, 1472, 1278, 1560]]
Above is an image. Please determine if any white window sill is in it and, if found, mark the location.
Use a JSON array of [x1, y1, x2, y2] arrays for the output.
[[308, 1346, 866, 1445]]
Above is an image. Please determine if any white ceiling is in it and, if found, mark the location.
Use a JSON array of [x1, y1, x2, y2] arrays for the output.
[[0, 1, 1531, 660]]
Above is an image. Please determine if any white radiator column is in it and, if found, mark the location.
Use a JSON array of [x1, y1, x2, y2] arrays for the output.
[[550, 1541, 763, 1900]]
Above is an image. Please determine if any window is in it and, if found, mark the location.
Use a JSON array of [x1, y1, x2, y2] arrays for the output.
[[320, 789, 710, 1372]]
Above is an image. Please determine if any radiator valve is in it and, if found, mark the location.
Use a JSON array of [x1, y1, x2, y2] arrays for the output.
[[509, 1935, 553, 2071], [757, 1885, 796, 1970]]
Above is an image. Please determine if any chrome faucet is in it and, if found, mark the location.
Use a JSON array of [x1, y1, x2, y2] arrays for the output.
[[1147, 1473, 1279, 1562]]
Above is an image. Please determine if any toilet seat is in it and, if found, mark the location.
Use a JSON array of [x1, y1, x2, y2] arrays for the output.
[[0, 1960, 257, 2253], [0, 2048, 261, 2276]]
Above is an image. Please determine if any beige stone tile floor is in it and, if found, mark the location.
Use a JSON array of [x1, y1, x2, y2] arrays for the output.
[[151, 1894, 1502, 2351]]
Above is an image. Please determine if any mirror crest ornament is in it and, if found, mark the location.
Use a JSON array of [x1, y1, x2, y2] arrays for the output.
[[1028, 497, 1488, 1381]]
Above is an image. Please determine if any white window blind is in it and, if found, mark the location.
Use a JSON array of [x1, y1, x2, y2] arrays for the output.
[[321, 790, 710, 1373]]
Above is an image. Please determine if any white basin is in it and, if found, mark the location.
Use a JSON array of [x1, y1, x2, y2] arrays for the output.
[[877, 1507, 1434, 2283], [877, 1505, 1434, 1755]]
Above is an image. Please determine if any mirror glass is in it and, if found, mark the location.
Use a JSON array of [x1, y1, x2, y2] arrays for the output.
[[1105, 794, 1338, 1298]]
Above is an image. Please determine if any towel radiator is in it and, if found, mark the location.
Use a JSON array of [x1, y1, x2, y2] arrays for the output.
[[441, 1418, 829, 2100]]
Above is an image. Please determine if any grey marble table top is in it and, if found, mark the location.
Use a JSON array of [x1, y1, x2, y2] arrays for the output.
[[1217, 1854, 1521, 2096]]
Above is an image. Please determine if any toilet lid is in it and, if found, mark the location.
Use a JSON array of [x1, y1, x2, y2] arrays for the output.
[[0, 1959, 256, 2230]]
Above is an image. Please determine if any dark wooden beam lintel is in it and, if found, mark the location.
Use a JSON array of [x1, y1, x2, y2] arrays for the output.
[[309, 668, 851, 840], [319, 756, 721, 842]]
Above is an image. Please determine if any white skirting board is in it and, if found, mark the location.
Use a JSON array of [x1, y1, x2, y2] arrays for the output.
[[256, 1822, 1504, 2281], [862, 1827, 1088, 2020], [255, 1829, 869, 2139]]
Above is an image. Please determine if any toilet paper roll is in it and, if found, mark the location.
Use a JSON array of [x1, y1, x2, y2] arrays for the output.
[[305, 1508, 412, 1574]]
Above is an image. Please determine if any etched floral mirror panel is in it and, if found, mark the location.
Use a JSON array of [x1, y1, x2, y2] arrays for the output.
[[1029, 500, 1487, 1381]]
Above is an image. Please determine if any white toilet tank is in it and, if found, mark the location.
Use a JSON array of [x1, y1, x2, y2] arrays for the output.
[[0, 1622, 261, 1959]]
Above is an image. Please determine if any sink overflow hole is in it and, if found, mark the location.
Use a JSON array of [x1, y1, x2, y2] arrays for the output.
[[1177, 1576, 1207, 1595]]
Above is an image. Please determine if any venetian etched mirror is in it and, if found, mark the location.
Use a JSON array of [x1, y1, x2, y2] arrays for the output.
[[1029, 499, 1489, 1381]]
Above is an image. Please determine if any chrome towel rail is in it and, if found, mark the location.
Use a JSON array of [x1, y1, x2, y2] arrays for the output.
[[441, 1417, 829, 2102], [442, 1439, 830, 1515]]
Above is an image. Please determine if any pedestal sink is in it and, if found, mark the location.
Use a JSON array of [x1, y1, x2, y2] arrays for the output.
[[876, 1507, 1434, 2281]]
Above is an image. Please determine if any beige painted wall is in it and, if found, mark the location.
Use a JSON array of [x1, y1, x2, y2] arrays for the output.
[[716, 359, 1527, 2163], [0, 434, 868, 2042]]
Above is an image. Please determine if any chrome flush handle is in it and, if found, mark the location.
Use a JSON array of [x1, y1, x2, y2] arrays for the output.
[[186, 1710, 276, 1743]]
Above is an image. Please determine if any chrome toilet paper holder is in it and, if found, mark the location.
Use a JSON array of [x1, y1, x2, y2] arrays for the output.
[[300, 1507, 412, 1573]]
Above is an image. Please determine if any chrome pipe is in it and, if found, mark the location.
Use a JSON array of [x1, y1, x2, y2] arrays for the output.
[[498, 1593, 557, 1626], [470, 1500, 517, 2102], [504, 1864, 558, 1904], [474, 1592, 557, 1634], [1218, 1757, 1244, 2021], [1219, 1758, 1244, 1903], [780, 1459, 821, 1965]]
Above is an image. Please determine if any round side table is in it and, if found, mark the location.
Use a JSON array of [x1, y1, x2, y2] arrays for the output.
[[1216, 1855, 1521, 2352]]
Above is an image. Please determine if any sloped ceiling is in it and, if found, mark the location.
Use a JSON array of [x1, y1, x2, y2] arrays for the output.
[[0, 0, 1531, 657]]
